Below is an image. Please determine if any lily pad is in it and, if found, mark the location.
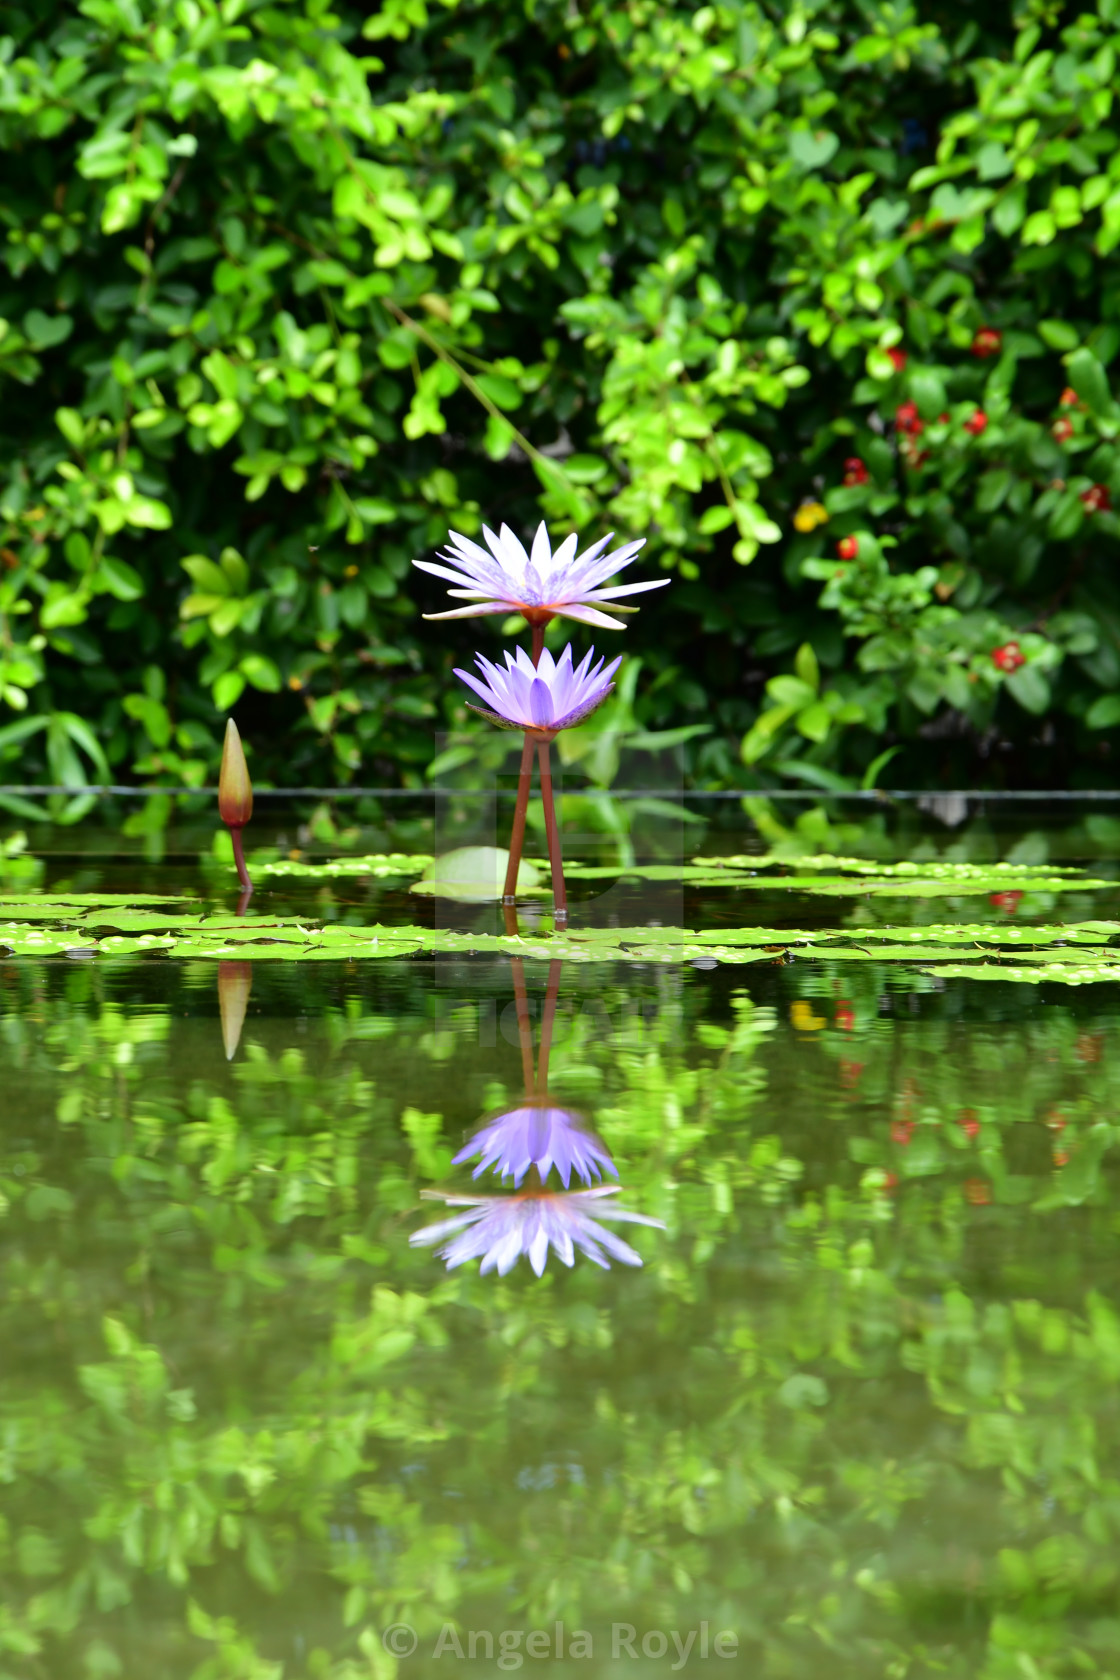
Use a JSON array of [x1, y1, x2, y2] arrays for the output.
[[257, 852, 434, 880], [410, 848, 548, 902]]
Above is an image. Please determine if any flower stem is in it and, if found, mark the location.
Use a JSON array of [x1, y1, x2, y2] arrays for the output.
[[537, 738, 567, 923], [503, 734, 535, 903], [537, 958, 562, 1092], [229, 825, 253, 896], [531, 621, 545, 666], [510, 957, 535, 1093]]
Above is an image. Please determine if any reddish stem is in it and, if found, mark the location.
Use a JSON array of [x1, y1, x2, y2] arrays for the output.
[[537, 958, 563, 1093], [229, 825, 253, 896], [503, 733, 535, 902], [531, 621, 546, 666], [537, 737, 567, 923], [510, 957, 535, 1094]]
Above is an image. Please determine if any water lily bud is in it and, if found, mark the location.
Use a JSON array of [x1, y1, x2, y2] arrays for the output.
[[219, 718, 253, 829]]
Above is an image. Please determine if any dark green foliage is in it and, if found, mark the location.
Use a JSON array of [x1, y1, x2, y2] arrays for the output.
[[4, 0, 1120, 797]]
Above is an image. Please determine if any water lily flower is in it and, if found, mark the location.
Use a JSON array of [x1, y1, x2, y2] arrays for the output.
[[414, 521, 667, 630], [410, 1187, 664, 1276], [453, 1105, 618, 1189], [455, 643, 621, 735]]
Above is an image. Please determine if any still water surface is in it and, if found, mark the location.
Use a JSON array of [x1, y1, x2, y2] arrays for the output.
[[3, 801, 1120, 1678]]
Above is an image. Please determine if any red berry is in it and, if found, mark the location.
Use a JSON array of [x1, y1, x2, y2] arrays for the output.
[[887, 347, 907, 371], [972, 327, 1002, 359], [1052, 417, 1073, 442], [964, 1178, 992, 1205], [959, 1110, 981, 1139], [991, 641, 1025, 674], [836, 536, 859, 560], [895, 401, 923, 435], [989, 889, 1023, 913], [1080, 484, 1112, 513], [964, 410, 988, 436], [834, 1002, 855, 1032], [843, 456, 869, 485], [1060, 386, 1079, 407], [891, 1120, 914, 1146]]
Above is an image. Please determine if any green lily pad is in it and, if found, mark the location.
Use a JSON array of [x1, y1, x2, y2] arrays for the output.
[[256, 852, 434, 879], [410, 848, 548, 902], [924, 962, 1120, 985]]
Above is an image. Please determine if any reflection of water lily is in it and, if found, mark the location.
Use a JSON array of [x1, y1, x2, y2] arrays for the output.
[[415, 522, 666, 630], [453, 1105, 618, 1188], [455, 643, 620, 734], [410, 1188, 663, 1276]]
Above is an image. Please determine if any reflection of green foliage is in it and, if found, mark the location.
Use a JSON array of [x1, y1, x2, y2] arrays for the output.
[[4, 962, 1120, 1675]]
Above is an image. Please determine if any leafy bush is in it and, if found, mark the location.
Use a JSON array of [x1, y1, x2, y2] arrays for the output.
[[3, 0, 1120, 800]]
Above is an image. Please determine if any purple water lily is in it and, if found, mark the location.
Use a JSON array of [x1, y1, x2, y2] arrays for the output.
[[410, 1187, 664, 1276], [453, 1105, 618, 1189], [454, 643, 621, 735], [414, 521, 668, 631]]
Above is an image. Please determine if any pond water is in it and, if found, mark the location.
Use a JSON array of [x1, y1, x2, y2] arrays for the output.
[[3, 796, 1120, 1678]]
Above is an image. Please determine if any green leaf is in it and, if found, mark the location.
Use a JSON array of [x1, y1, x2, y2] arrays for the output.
[[181, 556, 231, 595], [1038, 320, 1079, 351], [910, 370, 947, 419], [1086, 694, 1120, 729], [1005, 664, 1050, 715], [213, 671, 246, 711], [1067, 347, 1112, 414], [240, 654, 281, 692], [23, 309, 73, 349], [95, 557, 144, 601], [794, 642, 820, 693], [789, 130, 839, 170]]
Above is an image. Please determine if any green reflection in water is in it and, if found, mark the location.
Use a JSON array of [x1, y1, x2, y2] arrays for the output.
[[1, 951, 1120, 1678]]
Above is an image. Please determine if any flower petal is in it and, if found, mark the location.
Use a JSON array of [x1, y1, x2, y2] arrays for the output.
[[423, 603, 512, 620], [529, 677, 554, 727], [552, 604, 631, 631]]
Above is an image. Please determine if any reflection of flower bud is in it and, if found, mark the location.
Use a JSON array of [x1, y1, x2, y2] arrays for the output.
[[219, 718, 253, 829], [218, 960, 253, 1060]]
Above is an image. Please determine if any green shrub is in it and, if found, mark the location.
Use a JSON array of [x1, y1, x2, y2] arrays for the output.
[[2, 0, 1120, 799]]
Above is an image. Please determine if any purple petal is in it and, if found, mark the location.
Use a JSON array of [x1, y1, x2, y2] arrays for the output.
[[529, 677, 554, 727]]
